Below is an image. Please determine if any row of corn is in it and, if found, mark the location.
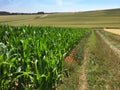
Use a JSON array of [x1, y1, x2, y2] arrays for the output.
[[0, 25, 90, 90]]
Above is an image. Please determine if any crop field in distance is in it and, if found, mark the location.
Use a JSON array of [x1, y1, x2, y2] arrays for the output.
[[0, 9, 120, 28], [104, 29, 120, 35]]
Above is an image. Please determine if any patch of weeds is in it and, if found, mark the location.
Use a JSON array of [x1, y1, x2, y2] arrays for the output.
[[74, 44, 84, 65], [86, 53, 106, 90], [74, 33, 90, 65], [57, 62, 80, 90]]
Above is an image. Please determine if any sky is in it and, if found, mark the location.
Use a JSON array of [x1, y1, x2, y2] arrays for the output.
[[0, 0, 120, 13]]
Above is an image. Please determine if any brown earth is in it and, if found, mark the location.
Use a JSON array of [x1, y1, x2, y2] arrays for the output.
[[65, 48, 77, 63]]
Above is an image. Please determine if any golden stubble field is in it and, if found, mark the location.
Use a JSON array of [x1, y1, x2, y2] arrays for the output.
[[104, 29, 120, 35]]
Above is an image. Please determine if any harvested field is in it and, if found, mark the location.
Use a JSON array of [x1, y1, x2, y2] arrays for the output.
[[104, 29, 120, 35]]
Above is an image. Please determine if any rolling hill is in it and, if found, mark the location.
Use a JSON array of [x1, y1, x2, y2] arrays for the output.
[[0, 8, 120, 27]]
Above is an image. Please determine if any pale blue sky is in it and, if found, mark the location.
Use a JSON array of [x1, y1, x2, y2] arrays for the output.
[[0, 0, 120, 13]]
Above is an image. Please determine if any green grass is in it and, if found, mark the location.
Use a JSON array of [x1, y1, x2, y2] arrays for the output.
[[57, 62, 80, 90], [0, 8, 120, 27], [100, 30, 120, 49], [86, 31, 120, 90]]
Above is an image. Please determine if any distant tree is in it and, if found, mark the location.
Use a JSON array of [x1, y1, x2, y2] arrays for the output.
[[0, 11, 11, 15], [0, 11, 45, 15], [37, 12, 44, 14]]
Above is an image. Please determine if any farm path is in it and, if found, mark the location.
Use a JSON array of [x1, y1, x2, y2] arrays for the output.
[[78, 48, 89, 90], [96, 31, 120, 58]]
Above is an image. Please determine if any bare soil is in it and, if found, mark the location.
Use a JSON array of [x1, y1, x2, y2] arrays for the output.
[[78, 48, 89, 90], [65, 48, 77, 63]]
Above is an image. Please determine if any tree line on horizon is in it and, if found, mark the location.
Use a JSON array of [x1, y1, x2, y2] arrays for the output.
[[0, 11, 45, 15]]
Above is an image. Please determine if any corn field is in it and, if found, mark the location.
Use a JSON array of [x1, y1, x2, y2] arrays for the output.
[[0, 25, 90, 90]]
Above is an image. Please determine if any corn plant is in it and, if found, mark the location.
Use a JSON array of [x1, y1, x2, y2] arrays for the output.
[[0, 25, 90, 90]]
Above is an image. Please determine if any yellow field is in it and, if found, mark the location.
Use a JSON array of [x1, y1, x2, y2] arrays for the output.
[[104, 29, 120, 35]]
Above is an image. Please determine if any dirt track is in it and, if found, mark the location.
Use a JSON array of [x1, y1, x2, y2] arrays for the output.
[[78, 48, 88, 90]]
